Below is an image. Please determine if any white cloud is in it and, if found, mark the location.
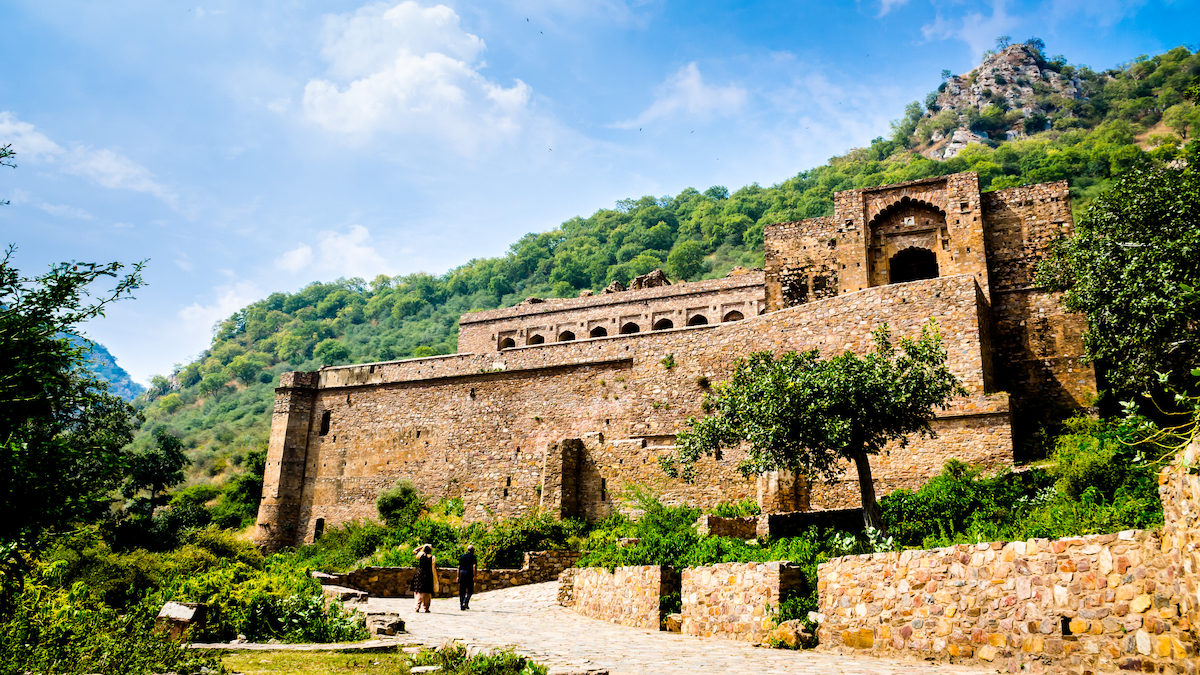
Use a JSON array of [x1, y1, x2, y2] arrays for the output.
[[179, 281, 264, 336], [0, 111, 180, 210], [613, 63, 746, 129], [276, 225, 392, 279], [922, 0, 1021, 60], [878, 0, 910, 16], [303, 1, 534, 153], [276, 243, 315, 273], [1046, 0, 1147, 28], [39, 202, 93, 219]]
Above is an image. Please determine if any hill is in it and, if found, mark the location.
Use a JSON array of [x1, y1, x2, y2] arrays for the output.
[[79, 337, 145, 401], [128, 42, 1200, 492]]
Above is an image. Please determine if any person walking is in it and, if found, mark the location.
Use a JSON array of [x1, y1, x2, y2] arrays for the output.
[[412, 544, 437, 612], [457, 544, 477, 611]]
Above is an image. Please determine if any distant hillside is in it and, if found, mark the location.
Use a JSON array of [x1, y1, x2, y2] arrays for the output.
[[78, 338, 145, 401], [130, 42, 1200, 489]]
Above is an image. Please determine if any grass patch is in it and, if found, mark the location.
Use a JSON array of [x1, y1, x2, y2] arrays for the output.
[[219, 646, 546, 675]]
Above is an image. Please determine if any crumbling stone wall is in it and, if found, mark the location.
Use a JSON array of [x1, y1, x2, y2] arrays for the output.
[[815, 436, 1200, 674], [695, 515, 758, 539], [983, 181, 1094, 450], [681, 561, 805, 642], [323, 549, 581, 598], [569, 565, 680, 630], [255, 274, 1009, 547]]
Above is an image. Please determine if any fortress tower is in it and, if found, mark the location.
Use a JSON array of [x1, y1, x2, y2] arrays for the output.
[[255, 172, 1094, 550]]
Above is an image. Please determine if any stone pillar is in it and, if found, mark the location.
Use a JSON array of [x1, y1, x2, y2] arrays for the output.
[[757, 470, 810, 513], [254, 371, 318, 551], [540, 438, 582, 519]]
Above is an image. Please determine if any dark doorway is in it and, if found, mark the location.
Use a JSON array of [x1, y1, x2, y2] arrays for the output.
[[527, 334, 545, 345], [589, 326, 608, 338], [619, 322, 640, 335], [558, 331, 576, 342], [722, 310, 744, 322], [889, 247, 939, 284], [687, 314, 708, 326], [313, 518, 325, 541], [652, 319, 674, 330], [499, 337, 516, 349]]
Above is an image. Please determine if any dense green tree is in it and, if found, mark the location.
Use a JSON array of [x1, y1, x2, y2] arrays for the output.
[[666, 240, 706, 281], [313, 339, 351, 365], [122, 429, 190, 518], [1038, 164, 1200, 396], [0, 246, 144, 552], [663, 322, 965, 532]]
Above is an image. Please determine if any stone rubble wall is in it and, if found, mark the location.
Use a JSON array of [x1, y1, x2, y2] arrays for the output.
[[568, 565, 680, 630], [815, 436, 1200, 674], [327, 549, 581, 599], [681, 561, 804, 643], [695, 515, 758, 539]]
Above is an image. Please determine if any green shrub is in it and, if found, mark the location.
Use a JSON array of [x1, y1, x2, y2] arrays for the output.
[[710, 498, 761, 518], [376, 480, 427, 528]]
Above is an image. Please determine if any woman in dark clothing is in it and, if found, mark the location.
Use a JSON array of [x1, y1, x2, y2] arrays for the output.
[[412, 544, 436, 612]]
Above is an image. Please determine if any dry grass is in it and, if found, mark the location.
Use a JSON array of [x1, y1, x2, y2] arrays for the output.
[[218, 649, 414, 675]]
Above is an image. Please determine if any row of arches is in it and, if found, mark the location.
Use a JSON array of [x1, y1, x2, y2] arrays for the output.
[[498, 310, 747, 349]]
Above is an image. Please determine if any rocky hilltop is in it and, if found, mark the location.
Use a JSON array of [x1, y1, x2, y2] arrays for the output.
[[923, 43, 1089, 158]]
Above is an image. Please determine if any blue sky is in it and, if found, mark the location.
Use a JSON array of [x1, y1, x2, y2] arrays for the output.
[[1, 0, 1195, 384]]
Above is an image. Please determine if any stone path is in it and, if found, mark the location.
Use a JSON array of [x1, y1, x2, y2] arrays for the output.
[[360, 581, 998, 675]]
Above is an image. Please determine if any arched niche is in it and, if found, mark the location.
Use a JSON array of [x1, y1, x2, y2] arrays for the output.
[[722, 310, 744, 322], [619, 322, 641, 335], [589, 326, 608, 338], [652, 318, 674, 331], [687, 314, 708, 326], [558, 331, 576, 342], [527, 334, 545, 345], [867, 196, 949, 288], [498, 337, 516, 350]]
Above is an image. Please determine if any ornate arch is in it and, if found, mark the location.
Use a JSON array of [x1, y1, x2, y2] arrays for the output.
[[866, 195, 948, 229]]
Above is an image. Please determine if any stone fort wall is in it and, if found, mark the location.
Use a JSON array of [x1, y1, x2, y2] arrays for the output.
[[256, 274, 1008, 549], [254, 172, 1094, 551]]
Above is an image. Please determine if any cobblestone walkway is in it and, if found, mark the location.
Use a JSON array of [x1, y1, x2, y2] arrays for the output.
[[362, 581, 996, 675]]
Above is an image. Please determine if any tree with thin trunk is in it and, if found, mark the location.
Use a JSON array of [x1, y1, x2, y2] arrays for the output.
[[661, 321, 966, 533]]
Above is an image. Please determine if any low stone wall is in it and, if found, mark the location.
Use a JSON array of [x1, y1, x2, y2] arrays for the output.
[[695, 514, 758, 539], [756, 508, 864, 539], [681, 561, 804, 643], [569, 565, 680, 630], [325, 550, 581, 598], [816, 437, 1200, 674]]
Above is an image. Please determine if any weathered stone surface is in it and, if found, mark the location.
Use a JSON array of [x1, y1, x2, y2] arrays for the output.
[[365, 612, 405, 636], [254, 172, 1093, 554], [768, 619, 814, 648], [565, 565, 679, 630], [680, 561, 804, 643], [815, 436, 1200, 675]]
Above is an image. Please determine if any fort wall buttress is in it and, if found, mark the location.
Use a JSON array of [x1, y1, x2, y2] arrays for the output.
[[255, 371, 318, 550], [982, 181, 1095, 450]]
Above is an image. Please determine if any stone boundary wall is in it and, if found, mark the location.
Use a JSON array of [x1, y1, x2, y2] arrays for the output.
[[568, 565, 681, 630], [695, 514, 758, 539], [756, 508, 865, 539], [815, 436, 1200, 674], [681, 561, 804, 643], [323, 550, 580, 598]]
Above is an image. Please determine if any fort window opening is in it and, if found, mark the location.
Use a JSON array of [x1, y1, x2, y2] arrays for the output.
[[601, 478, 608, 502], [722, 310, 744, 322], [620, 322, 640, 335], [687, 314, 708, 326], [558, 331, 576, 342], [499, 337, 516, 349], [319, 410, 331, 436], [652, 318, 674, 331], [527, 334, 545, 345], [889, 247, 939, 284], [313, 518, 325, 541], [589, 326, 608, 338]]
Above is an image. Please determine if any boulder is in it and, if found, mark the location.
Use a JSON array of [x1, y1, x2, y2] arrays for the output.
[[665, 613, 683, 633], [366, 612, 405, 636], [768, 619, 815, 649]]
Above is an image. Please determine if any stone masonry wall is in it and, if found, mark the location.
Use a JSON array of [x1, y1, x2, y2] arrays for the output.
[[570, 565, 681, 630], [327, 549, 581, 598], [681, 561, 805, 643], [815, 436, 1200, 674], [457, 273, 765, 354], [258, 274, 1008, 546], [982, 181, 1095, 451], [695, 515, 758, 539]]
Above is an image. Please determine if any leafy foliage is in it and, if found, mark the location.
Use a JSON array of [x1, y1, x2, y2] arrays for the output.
[[1038, 163, 1200, 397], [0, 246, 144, 554], [665, 322, 965, 530], [376, 480, 427, 529]]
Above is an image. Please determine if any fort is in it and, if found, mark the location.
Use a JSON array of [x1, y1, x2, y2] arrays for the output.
[[254, 171, 1095, 550]]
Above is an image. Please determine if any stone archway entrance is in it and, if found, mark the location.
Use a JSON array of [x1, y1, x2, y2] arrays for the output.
[[889, 247, 939, 284]]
